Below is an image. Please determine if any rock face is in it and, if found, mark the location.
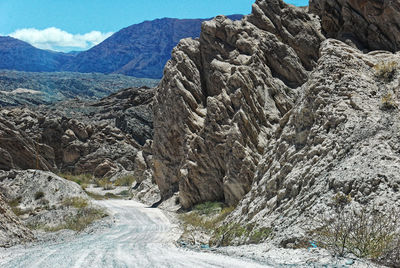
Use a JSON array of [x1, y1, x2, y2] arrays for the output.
[[0, 170, 92, 230], [0, 116, 55, 171], [0, 87, 154, 177], [0, 194, 34, 248], [309, 0, 400, 52], [153, 0, 325, 208], [230, 39, 400, 244]]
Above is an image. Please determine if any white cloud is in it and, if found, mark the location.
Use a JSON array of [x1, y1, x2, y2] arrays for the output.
[[9, 27, 113, 52]]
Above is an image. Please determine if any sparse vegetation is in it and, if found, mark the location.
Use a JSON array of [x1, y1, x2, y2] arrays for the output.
[[34, 191, 45, 200], [30, 206, 108, 232], [212, 223, 272, 246], [96, 177, 114, 190], [179, 201, 270, 246], [7, 197, 30, 216], [312, 192, 400, 266], [29, 197, 107, 232], [194, 201, 224, 215], [62, 197, 89, 209], [381, 92, 398, 110], [114, 175, 136, 187], [58, 173, 94, 189], [374, 61, 398, 81], [85, 191, 122, 200]]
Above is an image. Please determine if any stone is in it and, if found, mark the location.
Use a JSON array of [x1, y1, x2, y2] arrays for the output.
[[153, 0, 325, 208], [310, 0, 400, 52], [0, 193, 34, 248], [229, 39, 400, 244]]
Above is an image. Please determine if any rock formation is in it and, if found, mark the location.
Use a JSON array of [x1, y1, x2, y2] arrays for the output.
[[309, 0, 400, 52], [0, 170, 99, 231], [0, 194, 34, 247], [153, 0, 324, 208], [0, 87, 154, 178], [230, 39, 400, 245]]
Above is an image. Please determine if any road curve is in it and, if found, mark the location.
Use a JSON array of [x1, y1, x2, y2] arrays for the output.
[[0, 200, 273, 268]]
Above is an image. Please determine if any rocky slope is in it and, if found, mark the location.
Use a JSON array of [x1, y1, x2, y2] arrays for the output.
[[0, 36, 70, 72], [231, 38, 400, 245], [309, 0, 400, 52], [0, 170, 92, 230], [153, 0, 324, 208], [152, 0, 400, 249], [0, 194, 34, 247], [0, 87, 154, 178]]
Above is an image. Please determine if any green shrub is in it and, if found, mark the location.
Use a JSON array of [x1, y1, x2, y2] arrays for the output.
[[58, 173, 94, 187], [62, 197, 89, 209], [194, 201, 224, 215], [114, 175, 136, 187]]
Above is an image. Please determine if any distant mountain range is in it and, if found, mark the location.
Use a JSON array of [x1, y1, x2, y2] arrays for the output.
[[0, 15, 242, 79]]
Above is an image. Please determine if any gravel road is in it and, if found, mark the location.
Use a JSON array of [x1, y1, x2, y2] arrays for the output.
[[0, 200, 272, 268]]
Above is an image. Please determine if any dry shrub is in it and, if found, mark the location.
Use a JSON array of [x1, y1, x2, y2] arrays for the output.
[[374, 61, 398, 81], [314, 193, 399, 266]]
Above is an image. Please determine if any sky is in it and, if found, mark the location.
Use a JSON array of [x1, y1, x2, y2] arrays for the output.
[[0, 0, 308, 52]]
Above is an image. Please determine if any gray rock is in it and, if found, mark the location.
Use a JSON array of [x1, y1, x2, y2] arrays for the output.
[[0, 194, 34, 248], [310, 0, 400, 52], [0, 169, 91, 230], [229, 39, 400, 244], [0, 87, 154, 178], [153, 0, 324, 208]]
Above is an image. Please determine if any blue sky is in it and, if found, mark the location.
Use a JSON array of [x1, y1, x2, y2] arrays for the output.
[[0, 0, 308, 51]]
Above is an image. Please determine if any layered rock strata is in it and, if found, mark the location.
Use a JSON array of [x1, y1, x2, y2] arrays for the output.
[[230, 39, 400, 244], [153, 0, 325, 208], [0, 87, 154, 177], [310, 0, 400, 52]]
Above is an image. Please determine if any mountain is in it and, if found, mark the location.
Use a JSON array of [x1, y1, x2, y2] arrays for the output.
[[0, 36, 70, 72], [0, 70, 158, 107], [0, 16, 242, 79], [63, 15, 243, 78]]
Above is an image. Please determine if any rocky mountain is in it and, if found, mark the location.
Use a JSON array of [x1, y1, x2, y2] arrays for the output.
[[0, 87, 154, 178], [63, 16, 242, 79], [152, 0, 400, 248], [0, 36, 70, 72], [0, 70, 158, 107], [0, 16, 242, 79]]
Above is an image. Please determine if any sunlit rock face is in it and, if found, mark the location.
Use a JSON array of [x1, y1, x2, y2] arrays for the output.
[[153, 0, 324, 208]]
